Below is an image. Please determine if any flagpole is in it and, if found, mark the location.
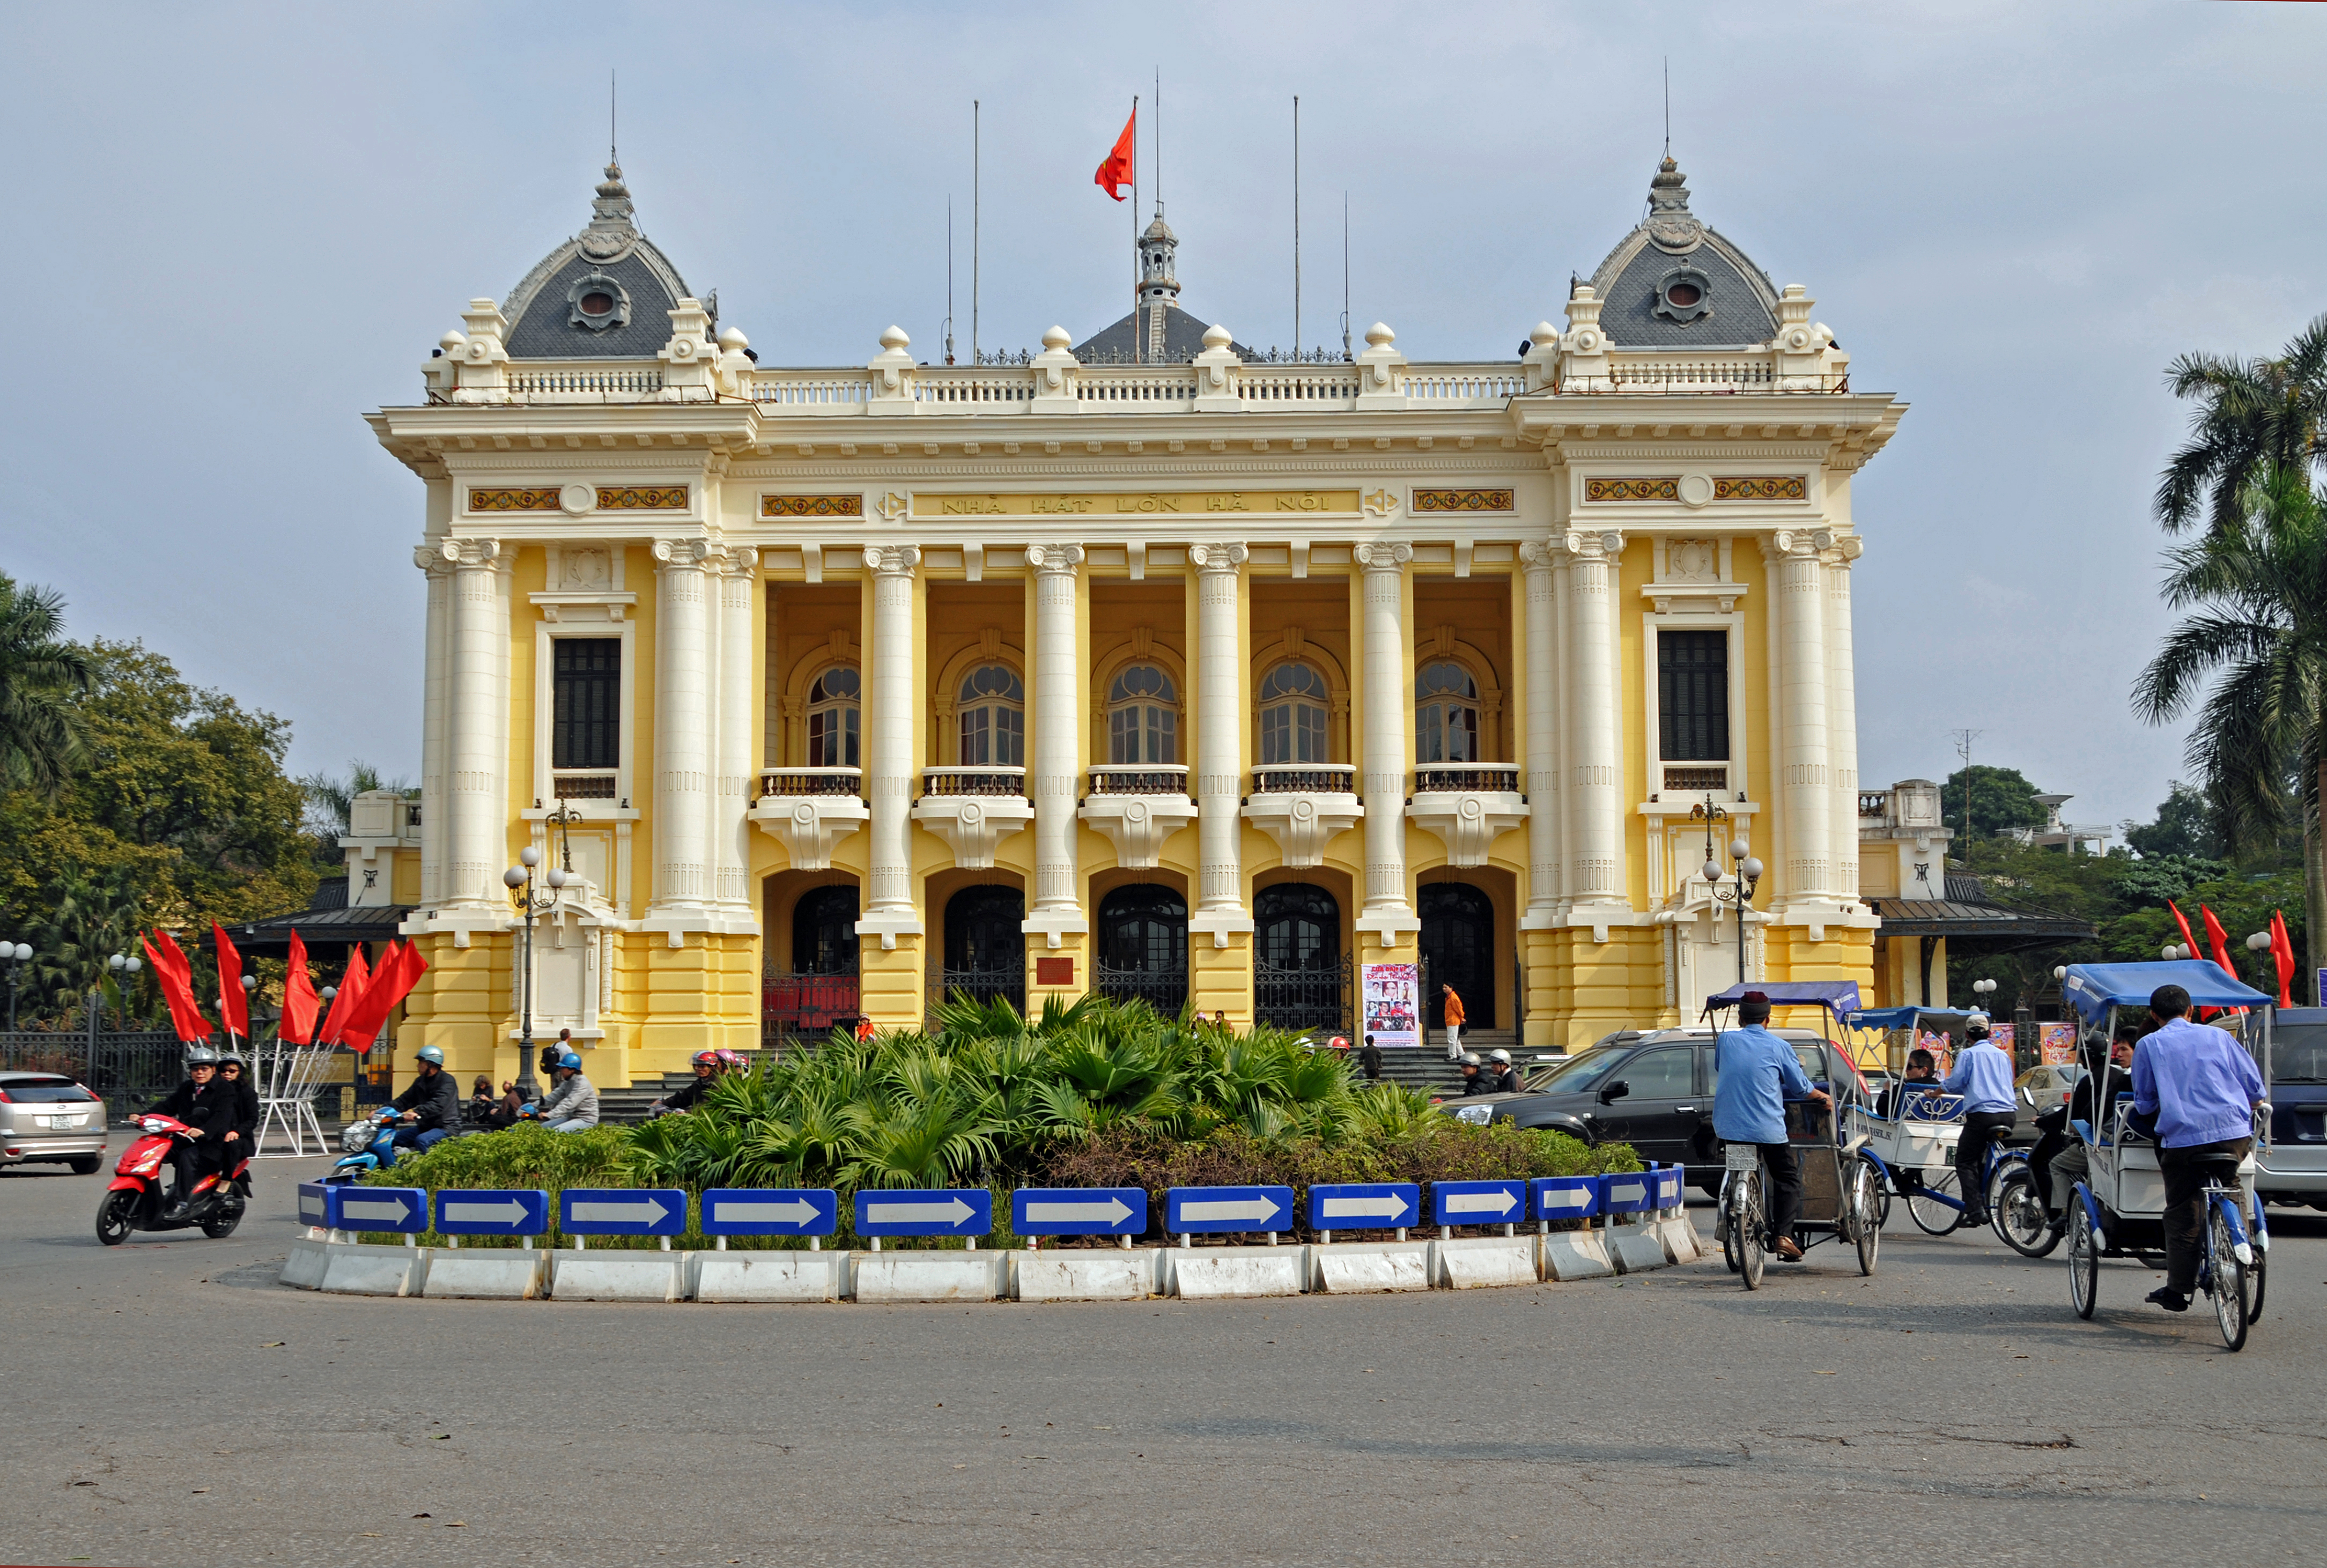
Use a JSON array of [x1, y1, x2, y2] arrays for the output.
[[1292, 95, 1301, 360], [972, 100, 980, 366], [1131, 93, 1140, 364]]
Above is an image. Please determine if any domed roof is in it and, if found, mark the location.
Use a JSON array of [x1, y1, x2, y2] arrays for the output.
[[501, 162, 695, 359], [1584, 158, 1779, 349]]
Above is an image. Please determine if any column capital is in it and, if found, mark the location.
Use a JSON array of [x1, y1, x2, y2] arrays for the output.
[[1026, 542, 1085, 574], [652, 537, 712, 568], [1353, 539, 1412, 572], [1517, 539, 1558, 572], [707, 542, 760, 576], [1189, 541, 1247, 574], [1764, 527, 1833, 561], [414, 542, 457, 575], [437, 537, 501, 569], [862, 544, 922, 576], [1558, 529, 1623, 562]]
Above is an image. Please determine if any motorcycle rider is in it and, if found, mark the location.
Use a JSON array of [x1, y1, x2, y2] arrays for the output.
[[535, 1051, 599, 1131], [648, 1049, 727, 1118], [386, 1045, 462, 1153], [1488, 1048, 1521, 1094], [1458, 1053, 1496, 1096], [216, 1051, 260, 1175], [149, 1047, 235, 1221]]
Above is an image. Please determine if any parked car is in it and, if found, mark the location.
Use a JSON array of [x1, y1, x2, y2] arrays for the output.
[[2011, 1062, 2085, 1145], [0, 1073, 109, 1173], [2260, 1007, 2327, 1210], [1438, 1026, 1867, 1193]]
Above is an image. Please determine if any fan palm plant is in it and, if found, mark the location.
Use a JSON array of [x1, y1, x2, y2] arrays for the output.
[[0, 574, 93, 797], [2157, 314, 2327, 539]]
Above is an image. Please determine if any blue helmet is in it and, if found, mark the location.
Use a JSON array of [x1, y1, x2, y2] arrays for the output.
[[415, 1045, 445, 1066], [558, 1051, 582, 1071]]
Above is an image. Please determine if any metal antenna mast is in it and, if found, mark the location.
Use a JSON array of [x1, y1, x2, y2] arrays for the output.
[[972, 100, 980, 365], [610, 70, 617, 162], [1949, 728, 1985, 854], [944, 198, 955, 365], [1341, 191, 1351, 360], [1663, 57, 1669, 158], [1292, 95, 1301, 359]]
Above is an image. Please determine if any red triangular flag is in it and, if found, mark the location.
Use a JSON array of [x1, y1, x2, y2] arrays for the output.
[[281, 930, 319, 1046], [2270, 909, 2297, 1009], [2168, 900, 2200, 958], [2199, 904, 2236, 977], [212, 922, 248, 1040], [316, 945, 371, 1046], [1094, 106, 1135, 201], [142, 930, 212, 1044], [341, 941, 427, 1052]]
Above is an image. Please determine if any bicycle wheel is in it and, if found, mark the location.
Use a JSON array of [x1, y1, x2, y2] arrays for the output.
[[1852, 1159, 1881, 1276], [1738, 1171, 1766, 1290], [2067, 1201, 2099, 1320], [1993, 1165, 2058, 1259], [1717, 1176, 1740, 1274], [1860, 1155, 1892, 1231], [1907, 1169, 1963, 1236], [2206, 1199, 2249, 1352]]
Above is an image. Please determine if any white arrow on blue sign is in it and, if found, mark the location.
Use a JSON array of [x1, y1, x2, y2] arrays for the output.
[[1306, 1182, 1419, 1229], [702, 1188, 837, 1237], [1166, 1185, 1294, 1234], [559, 1188, 688, 1236], [1603, 1173, 1651, 1215], [297, 1182, 329, 1225], [1432, 1180, 1526, 1226], [853, 1188, 993, 1238], [325, 1185, 426, 1233], [434, 1189, 550, 1237], [1533, 1177, 1601, 1219], [1012, 1187, 1147, 1237]]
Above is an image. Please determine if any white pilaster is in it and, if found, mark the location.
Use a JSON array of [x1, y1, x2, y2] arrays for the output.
[[1024, 543, 1088, 948], [1353, 540, 1417, 941], [1187, 542, 1252, 946], [414, 546, 453, 909], [648, 538, 713, 917], [1563, 529, 1626, 916], [1826, 536, 1865, 911], [1770, 529, 1834, 914], [1519, 539, 1561, 928], [713, 545, 760, 912], [443, 537, 505, 911], [857, 545, 924, 949]]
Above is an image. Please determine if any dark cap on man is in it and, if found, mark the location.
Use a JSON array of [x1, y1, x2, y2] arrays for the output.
[[1738, 989, 1771, 1025]]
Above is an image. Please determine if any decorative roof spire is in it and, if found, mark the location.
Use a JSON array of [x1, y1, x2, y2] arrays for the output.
[[1644, 156, 1704, 254], [580, 160, 638, 262]]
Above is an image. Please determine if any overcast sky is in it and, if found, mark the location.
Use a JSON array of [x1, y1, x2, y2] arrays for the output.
[[4, 2, 2321, 831]]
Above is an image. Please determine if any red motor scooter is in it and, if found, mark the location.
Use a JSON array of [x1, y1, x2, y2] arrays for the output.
[[95, 1113, 250, 1245]]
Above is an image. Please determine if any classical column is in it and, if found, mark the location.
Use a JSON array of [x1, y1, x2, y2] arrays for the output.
[[1825, 536, 1865, 906], [1518, 540, 1561, 926], [713, 546, 760, 910], [1187, 543, 1250, 944], [1770, 529, 1833, 908], [649, 538, 713, 913], [442, 537, 504, 909], [413, 545, 454, 909], [1353, 541, 1417, 940], [857, 545, 924, 948], [1024, 544, 1087, 945], [1563, 529, 1625, 912]]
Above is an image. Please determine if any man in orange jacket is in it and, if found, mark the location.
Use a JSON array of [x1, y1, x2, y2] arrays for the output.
[[1442, 984, 1466, 1061]]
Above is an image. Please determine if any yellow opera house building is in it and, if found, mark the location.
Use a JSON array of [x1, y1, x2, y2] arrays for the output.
[[365, 152, 1905, 1094]]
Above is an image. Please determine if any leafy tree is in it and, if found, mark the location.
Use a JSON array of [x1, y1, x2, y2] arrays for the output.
[[2156, 313, 2327, 539], [1939, 764, 2047, 841], [0, 573, 93, 797], [2122, 782, 2227, 861]]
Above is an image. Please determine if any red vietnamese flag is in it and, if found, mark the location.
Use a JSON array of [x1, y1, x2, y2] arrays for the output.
[[280, 930, 320, 1046], [2167, 900, 2200, 958], [316, 945, 371, 1046], [341, 941, 428, 1053], [1094, 105, 1135, 201], [2199, 904, 2236, 978], [2270, 909, 2297, 1009], [142, 930, 212, 1044], [212, 923, 248, 1040]]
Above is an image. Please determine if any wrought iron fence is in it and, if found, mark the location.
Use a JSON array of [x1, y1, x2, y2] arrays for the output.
[[762, 971, 860, 1047], [1095, 964, 1189, 1016], [2, 1029, 188, 1120], [930, 964, 1025, 1015], [1255, 957, 1350, 1034]]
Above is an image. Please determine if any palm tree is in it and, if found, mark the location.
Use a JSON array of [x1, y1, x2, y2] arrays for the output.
[[2157, 313, 2327, 537], [0, 573, 93, 797], [2134, 465, 2327, 995]]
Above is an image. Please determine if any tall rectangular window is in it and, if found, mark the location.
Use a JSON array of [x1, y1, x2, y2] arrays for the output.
[[552, 638, 622, 768], [1657, 630, 1728, 761]]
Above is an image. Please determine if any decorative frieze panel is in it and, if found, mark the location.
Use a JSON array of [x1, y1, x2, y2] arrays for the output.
[[762, 494, 863, 518], [1412, 488, 1516, 513], [597, 485, 689, 509], [1713, 476, 1807, 501], [469, 487, 561, 511], [1586, 477, 1676, 502]]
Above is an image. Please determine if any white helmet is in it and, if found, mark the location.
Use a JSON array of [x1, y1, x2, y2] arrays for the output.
[[1489, 1049, 1512, 1064]]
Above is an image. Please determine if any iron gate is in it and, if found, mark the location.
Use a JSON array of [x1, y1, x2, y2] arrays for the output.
[[1254, 955, 1351, 1034]]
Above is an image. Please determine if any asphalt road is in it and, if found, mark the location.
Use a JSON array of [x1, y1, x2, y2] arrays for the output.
[[2, 1137, 2322, 1568]]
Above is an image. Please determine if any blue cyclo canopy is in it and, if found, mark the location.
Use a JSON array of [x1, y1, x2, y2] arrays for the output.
[[1705, 981, 1864, 1016], [1844, 1006, 1981, 1032], [2060, 960, 2270, 1024]]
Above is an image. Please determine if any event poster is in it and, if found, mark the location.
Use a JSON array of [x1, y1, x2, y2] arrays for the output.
[[1362, 963, 1421, 1049], [2038, 1022, 2079, 1066]]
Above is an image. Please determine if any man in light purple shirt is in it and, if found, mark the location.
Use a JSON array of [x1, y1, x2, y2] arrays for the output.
[[2131, 983, 2266, 1313]]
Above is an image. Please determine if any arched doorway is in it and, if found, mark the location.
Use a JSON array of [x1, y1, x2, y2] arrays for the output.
[[1096, 884, 1188, 1014], [1420, 882, 1494, 1030], [941, 885, 1025, 1011], [792, 885, 859, 975], [764, 883, 860, 1045], [1254, 883, 1346, 1033]]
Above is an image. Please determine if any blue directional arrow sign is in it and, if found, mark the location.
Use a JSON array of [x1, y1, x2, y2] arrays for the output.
[[1166, 1185, 1294, 1235], [1012, 1187, 1147, 1237], [1307, 1182, 1420, 1230], [296, 1181, 330, 1229], [1602, 1171, 1651, 1215], [702, 1188, 838, 1237], [1651, 1167, 1683, 1210], [434, 1188, 549, 1237], [853, 1188, 992, 1238], [1533, 1177, 1601, 1220], [559, 1187, 687, 1237], [1432, 1179, 1527, 1227], [325, 1185, 426, 1233]]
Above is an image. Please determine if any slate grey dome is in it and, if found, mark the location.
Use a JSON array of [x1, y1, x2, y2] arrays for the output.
[[1584, 158, 1780, 349], [501, 161, 696, 358]]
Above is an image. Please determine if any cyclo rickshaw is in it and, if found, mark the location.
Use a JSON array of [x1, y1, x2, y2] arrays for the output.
[[1703, 983, 1883, 1289], [2056, 960, 2274, 1350]]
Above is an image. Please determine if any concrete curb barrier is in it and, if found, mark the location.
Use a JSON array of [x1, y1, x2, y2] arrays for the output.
[[1308, 1240, 1432, 1293], [280, 1234, 334, 1290], [1541, 1225, 1614, 1279], [317, 1240, 430, 1297], [1607, 1219, 1670, 1273], [1432, 1235, 1540, 1289], [692, 1249, 847, 1303], [424, 1249, 547, 1299], [854, 1250, 1006, 1303], [1166, 1247, 1303, 1298], [1015, 1249, 1159, 1301], [549, 1249, 686, 1301]]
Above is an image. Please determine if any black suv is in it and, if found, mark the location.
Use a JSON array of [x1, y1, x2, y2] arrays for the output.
[[1438, 1026, 1866, 1193]]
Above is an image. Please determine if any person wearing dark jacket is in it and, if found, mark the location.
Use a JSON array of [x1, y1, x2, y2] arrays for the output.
[[1357, 1034, 1385, 1083], [216, 1053, 260, 1172], [1458, 1054, 1496, 1096], [649, 1051, 726, 1118], [2035, 1027, 2138, 1221], [150, 1047, 235, 1219], [387, 1046, 462, 1153]]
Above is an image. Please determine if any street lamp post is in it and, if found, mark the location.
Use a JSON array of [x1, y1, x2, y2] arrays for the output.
[[5, 942, 32, 1030], [505, 809, 578, 1103], [2161, 943, 2190, 962], [1691, 794, 1764, 988], [103, 951, 143, 1032], [2244, 930, 2274, 996]]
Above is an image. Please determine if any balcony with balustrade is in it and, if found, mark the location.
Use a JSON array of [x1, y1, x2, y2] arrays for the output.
[[1078, 765, 1197, 871], [747, 767, 867, 872], [911, 767, 1032, 871], [1241, 764, 1363, 870], [1406, 764, 1526, 869]]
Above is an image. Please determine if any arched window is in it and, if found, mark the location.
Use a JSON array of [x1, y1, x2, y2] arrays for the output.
[[1107, 664, 1178, 765], [957, 664, 1025, 767], [805, 664, 860, 768], [1416, 661, 1480, 764], [1257, 661, 1328, 765]]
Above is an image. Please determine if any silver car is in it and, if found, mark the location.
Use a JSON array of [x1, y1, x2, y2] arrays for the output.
[[0, 1072, 109, 1173]]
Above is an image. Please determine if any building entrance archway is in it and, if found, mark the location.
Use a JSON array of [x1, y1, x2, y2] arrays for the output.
[[1095, 884, 1188, 1015], [1254, 883, 1347, 1033], [941, 885, 1025, 1011], [1420, 882, 1495, 1030]]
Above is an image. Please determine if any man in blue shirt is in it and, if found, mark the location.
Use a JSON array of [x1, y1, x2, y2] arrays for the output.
[[1712, 993, 1831, 1261], [1941, 1016, 2019, 1227], [2131, 983, 2267, 1313]]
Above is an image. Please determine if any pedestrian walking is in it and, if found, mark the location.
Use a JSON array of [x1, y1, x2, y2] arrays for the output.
[[1357, 1033, 1384, 1082], [1442, 984, 1466, 1062]]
